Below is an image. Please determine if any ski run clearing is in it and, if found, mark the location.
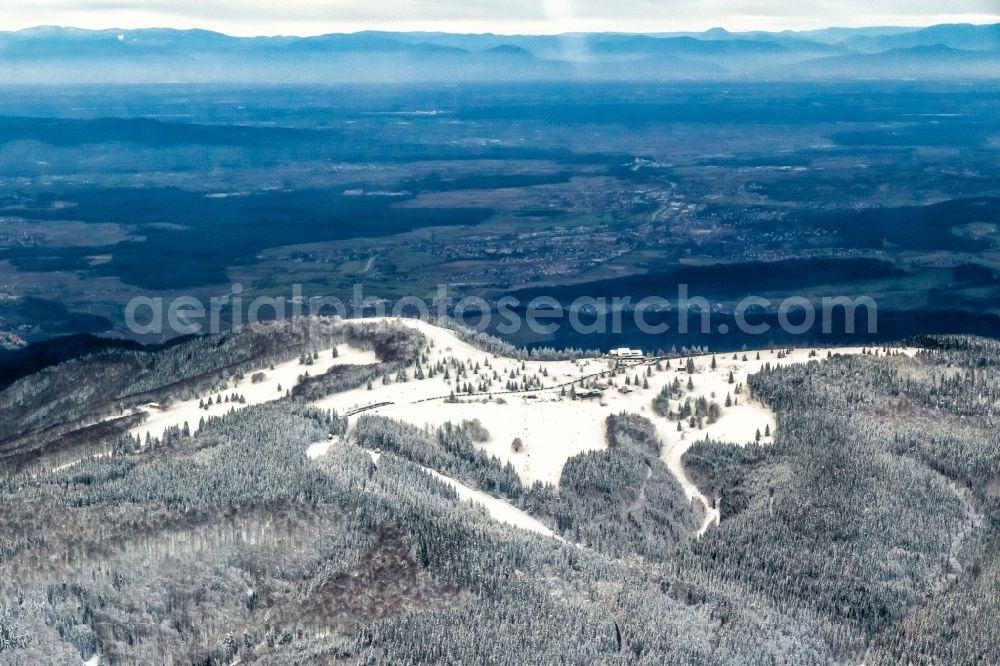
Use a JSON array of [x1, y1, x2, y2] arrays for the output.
[[89, 317, 914, 538], [363, 448, 558, 538]]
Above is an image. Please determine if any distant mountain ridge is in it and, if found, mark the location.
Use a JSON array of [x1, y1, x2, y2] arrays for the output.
[[0, 23, 996, 83]]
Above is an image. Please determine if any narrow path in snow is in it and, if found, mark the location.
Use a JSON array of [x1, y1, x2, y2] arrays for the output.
[[660, 427, 719, 536], [422, 465, 560, 539], [354, 447, 559, 539]]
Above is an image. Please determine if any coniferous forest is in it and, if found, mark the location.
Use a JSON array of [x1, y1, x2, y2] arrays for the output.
[[1, 321, 998, 664]]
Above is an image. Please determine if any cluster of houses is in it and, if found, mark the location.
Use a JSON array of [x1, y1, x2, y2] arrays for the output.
[[569, 348, 646, 402]]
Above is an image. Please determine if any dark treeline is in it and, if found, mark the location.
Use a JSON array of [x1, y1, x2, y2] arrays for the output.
[[353, 415, 524, 499]]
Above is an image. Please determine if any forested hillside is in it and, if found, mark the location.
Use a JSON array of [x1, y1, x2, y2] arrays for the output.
[[0, 325, 997, 664], [0, 319, 423, 475], [683, 340, 1000, 663]]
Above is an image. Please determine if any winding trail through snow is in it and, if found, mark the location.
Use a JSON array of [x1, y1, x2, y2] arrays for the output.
[[660, 426, 719, 536]]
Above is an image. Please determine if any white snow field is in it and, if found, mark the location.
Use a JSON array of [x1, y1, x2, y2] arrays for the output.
[[86, 315, 913, 537], [305, 436, 341, 460], [129, 343, 379, 441], [314, 318, 914, 534]]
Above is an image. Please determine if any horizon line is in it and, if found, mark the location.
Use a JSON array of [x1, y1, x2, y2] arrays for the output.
[[3, 19, 998, 40]]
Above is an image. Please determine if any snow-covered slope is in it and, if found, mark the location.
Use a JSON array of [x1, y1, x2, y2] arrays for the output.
[[79, 316, 914, 537]]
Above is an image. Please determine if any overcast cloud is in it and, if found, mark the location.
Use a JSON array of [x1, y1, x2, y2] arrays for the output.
[[2, 0, 997, 35]]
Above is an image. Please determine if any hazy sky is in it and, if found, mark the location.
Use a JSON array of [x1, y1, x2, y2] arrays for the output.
[[2, 0, 997, 35]]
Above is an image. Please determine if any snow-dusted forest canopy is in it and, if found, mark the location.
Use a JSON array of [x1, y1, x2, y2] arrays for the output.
[[0, 320, 998, 664]]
